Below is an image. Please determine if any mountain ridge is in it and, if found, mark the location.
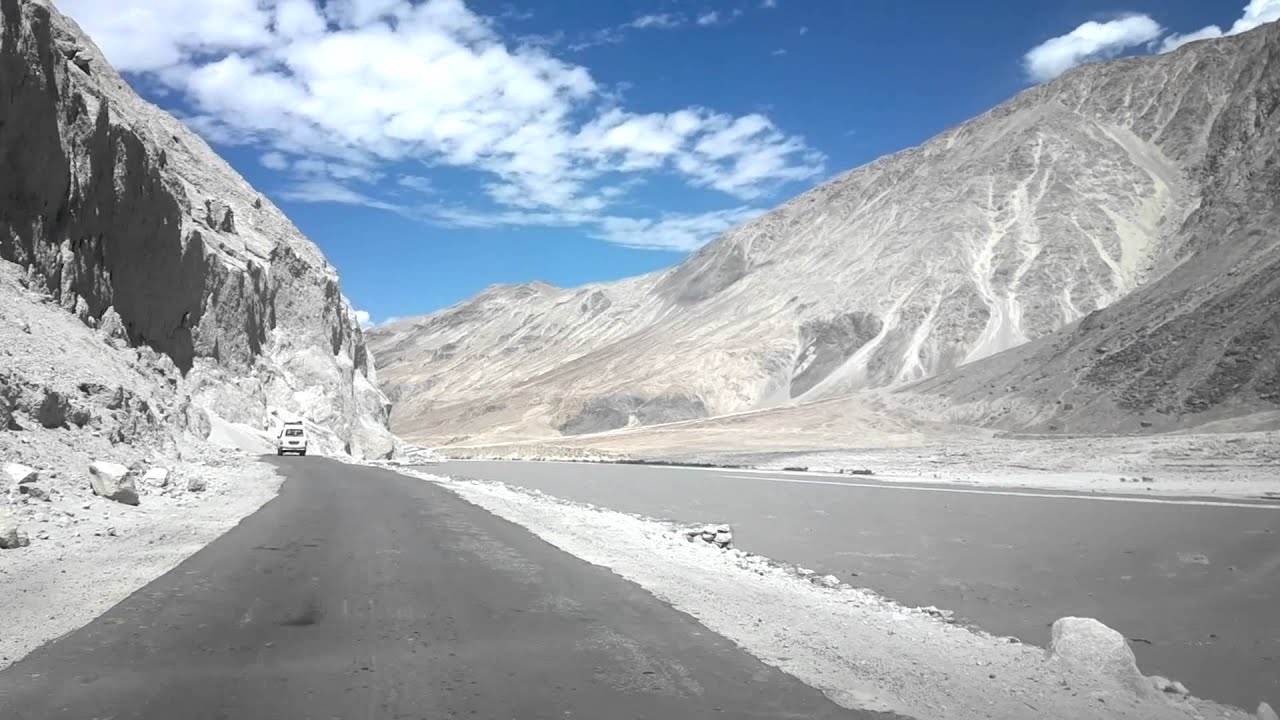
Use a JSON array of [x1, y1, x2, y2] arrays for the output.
[[370, 20, 1280, 447]]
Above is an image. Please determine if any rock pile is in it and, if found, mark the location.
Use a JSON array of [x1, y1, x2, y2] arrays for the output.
[[683, 524, 733, 549]]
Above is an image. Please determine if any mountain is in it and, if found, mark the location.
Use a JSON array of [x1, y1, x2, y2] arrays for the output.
[[371, 22, 1280, 448], [1, 0, 395, 458]]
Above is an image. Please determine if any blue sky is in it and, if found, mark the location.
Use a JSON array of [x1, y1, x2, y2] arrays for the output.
[[60, 0, 1272, 326]]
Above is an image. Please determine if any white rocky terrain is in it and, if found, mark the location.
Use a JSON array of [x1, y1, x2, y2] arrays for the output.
[[0, 0, 397, 655], [370, 20, 1280, 451], [1, 0, 395, 460]]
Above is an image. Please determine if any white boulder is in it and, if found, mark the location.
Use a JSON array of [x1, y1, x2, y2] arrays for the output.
[[3, 462, 38, 485], [1046, 617, 1152, 698], [142, 468, 170, 488], [0, 516, 30, 549], [88, 461, 140, 506], [1258, 702, 1279, 720]]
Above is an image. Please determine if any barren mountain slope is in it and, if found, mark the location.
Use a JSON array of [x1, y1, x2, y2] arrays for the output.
[[1, 0, 394, 457], [371, 22, 1277, 447], [903, 23, 1280, 435]]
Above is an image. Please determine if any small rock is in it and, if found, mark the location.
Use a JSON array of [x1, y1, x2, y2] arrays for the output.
[[143, 468, 170, 488], [0, 518, 30, 549], [3, 463, 38, 485], [18, 485, 49, 502], [713, 531, 733, 547], [1258, 702, 1279, 720], [106, 526, 118, 537], [186, 476, 207, 493], [817, 574, 841, 588]]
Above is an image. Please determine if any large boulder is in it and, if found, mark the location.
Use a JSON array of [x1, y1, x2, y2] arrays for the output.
[[88, 462, 140, 506], [1046, 617, 1153, 698]]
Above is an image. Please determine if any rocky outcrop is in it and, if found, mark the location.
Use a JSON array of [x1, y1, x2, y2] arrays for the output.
[[0, 0, 393, 458], [371, 21, 1280, 445]]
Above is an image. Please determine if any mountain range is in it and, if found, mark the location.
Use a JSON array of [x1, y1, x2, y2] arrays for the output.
[[369, 20, 1280, 449]]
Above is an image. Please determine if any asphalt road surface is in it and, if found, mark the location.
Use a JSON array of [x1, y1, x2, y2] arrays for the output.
[[0, 458, 889, 720], [432, 460, 1280, 711]]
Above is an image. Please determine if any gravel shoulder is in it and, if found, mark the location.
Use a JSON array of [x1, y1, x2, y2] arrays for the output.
[[0, 457, 280, 669]]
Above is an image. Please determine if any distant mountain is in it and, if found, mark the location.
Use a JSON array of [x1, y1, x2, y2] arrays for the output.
[[369, 21, 1280, 447]]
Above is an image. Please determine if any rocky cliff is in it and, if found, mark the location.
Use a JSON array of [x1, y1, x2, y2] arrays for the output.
[[370, 21, 1280, 446], [0, 0, 394, 457]]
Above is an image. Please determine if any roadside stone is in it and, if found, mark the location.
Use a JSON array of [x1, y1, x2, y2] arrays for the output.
[[18, 484, 49, 502], [1150, 676, 1190, 696], [88, 461, 140, 506], [3, 462, 38, 485], [143, 468, 170, 488], [186, 476, 207, 493], [1046, 617, 1153, 698], [0, 517, 30, 549]]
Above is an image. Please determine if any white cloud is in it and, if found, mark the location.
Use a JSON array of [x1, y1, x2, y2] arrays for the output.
[[1160, 0, 1280, 51], [799, 26, 809, 36], [770, 48, 788, 56], [398, 175, 435, 195], [594, 207, 764, 251], [631, 13, 683, 30], [761, 0, 778, 8], [353, 309, 372, 329], [59, 0, 823, 249], [260, 151, 289, 170], [57, 0, 272, 72], [1023, 15, 1163, 82], [697, 11, 721, 26]]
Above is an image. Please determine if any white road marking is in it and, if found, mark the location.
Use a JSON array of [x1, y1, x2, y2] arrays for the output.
[[716, 474, 1280, 509]]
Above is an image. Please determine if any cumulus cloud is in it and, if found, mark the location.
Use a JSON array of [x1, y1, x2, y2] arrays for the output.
[[1023, 15, 1163, 82], [352, 309, 372, 329], [1160, 0, 1280, 52], [58, 0, 823, 251], [697, 11, 721, 26], [593, 207, 765, 251], [260, 151, 289, 170]]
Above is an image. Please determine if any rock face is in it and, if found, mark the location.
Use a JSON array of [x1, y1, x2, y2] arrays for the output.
[[0, 0, 393, 458], [87, 461, 139, 506], [371, 21, 1280, 445]]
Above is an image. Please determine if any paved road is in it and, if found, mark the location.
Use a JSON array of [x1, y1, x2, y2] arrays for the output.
[[432, 460, 1280, 711], [0, 458, 887, 720]]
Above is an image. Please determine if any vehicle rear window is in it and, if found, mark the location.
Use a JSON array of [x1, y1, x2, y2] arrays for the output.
[[285, 429, 304, 437]]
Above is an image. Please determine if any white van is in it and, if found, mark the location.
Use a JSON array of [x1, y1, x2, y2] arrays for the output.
[[277, 422, 308, 456]]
